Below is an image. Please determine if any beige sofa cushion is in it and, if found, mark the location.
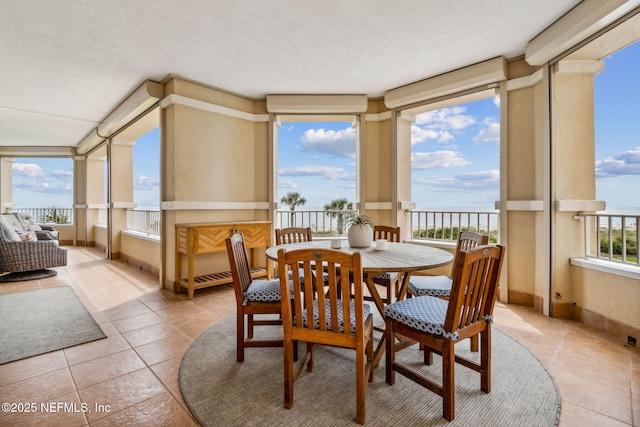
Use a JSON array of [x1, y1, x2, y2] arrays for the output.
[[0, 215, 22, 241]]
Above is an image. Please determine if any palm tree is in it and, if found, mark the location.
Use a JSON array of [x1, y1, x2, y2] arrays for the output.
[[280, 192, 307, 227], [323, 198, 352, 235]]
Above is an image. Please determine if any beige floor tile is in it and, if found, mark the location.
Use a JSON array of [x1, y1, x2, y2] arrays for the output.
[[0, 351, 68, 387], [70, 349, 147, 390], [78, 368, 165, 423], [133, 335, 192, 366], [90, 390, 197, 426]]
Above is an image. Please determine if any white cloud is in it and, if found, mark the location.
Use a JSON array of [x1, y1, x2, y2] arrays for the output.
[[12, 163, 46, 179], [415, 106, 476, 130], [300, 127, 356, 158], [473, 120, 500, 144], [493, 95, 500, 108], [12, 162, 73, 195], [413, 169, 499, 191], [411, 126, 454, 145], [412, 106, 476, 146], [278, 179, 298, 189], [596, 147, 640, 177], [411, 150, 471, 170], [279, 165, 354, 181], [51, 170, 74, 179], [134, 175, 159, 190]]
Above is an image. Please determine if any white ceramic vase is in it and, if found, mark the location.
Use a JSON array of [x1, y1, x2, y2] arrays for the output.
[[347, 224, 373, 248]]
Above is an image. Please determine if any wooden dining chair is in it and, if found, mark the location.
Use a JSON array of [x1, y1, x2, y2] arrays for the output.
[[407, 231, 489, 351], [367, 225, 401, 304], [385, 244, 505, 421], [277, 248, 374, 425], [275, 227, 313, 245], [226, 233, 284, 363]]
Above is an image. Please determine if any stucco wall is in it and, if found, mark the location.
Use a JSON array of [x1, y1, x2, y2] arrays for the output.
[[571, 265, 640, 341]]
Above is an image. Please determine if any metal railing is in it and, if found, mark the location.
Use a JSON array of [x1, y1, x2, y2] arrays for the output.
[[579, 213, 639, 266], [410, 210, 499, 244], [11, 207, 74, 224], [275, 209, 358, 237], [126, 209, 161, 236]]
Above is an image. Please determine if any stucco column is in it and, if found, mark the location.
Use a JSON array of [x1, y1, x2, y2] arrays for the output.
[[550, 59, 604, 318], [109, 139, 136, 259], [504, 60, 548, 312], [396, 111, 415, 241], [1, 158, 15, 212], [84, 155, 106, 247]]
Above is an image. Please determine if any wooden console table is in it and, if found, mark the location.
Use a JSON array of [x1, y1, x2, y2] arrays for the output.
[[175, 221, 271, 299]]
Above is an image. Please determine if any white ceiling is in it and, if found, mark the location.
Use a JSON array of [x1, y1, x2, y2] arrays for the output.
[[0, 0, 583, 148]]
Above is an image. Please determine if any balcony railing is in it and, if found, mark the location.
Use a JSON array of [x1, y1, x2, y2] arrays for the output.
[[126, 209, 161, 236], [275, 209, 358, 237], [12, 207, 74, 224], [579, 213, 639, 266], [410, 210, 499, 244]]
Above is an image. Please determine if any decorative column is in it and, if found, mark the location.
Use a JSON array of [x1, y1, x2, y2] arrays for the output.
[[550, 59, 604, 318], [0, 158, 15, 212], [108, 139, 136, 259]]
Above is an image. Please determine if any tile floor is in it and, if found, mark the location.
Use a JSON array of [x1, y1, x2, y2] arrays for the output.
[[0, 246, 638, 426]]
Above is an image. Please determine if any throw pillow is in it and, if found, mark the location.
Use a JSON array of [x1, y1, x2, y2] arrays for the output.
[[16, 229, 37, 241], [27, 224, 43, 231]]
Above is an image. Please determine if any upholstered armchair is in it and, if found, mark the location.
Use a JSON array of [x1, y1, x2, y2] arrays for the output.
[[3, 212, 60, 240], [0, 217, 67, 274]]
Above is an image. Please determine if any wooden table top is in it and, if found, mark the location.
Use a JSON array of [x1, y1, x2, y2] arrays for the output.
[[266, 240, 453, 273]]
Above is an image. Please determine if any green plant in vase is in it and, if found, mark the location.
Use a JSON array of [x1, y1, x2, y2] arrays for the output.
[[345, 213, 374, 248]]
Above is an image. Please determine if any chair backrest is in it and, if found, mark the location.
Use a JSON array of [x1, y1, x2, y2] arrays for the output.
[[226, 233, 253, 302], [277, 248, 366, 341], [451, 231, 489, 272], [275, 227, 313, 245], [373, 225, 400, 242], [444, 245, 505, 334]]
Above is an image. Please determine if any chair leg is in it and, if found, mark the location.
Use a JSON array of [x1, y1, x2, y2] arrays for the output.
[[423, 345, 433, 365], [356, 344, 366, 424], [283, 338, 294, 409], [306, 343, 314, 372], [470, 333, 479, 352], [385, 318, 395, 385], [247, 313, 254, 339], [237, 311, 245, 363], [481, 326, 492, 393], [367, 334, 374, 382], [442, 339, 455, 421]]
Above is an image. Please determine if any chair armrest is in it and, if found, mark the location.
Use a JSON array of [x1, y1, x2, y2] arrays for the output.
[[39, 224, 57, 231], [35, 230, 57, 241]]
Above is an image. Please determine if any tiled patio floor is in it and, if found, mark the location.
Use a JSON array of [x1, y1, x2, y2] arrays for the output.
[[0, 247, 638, 426]]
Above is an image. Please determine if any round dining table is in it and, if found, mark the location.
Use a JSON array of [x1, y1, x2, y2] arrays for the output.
[[266, 239, 454, 365]]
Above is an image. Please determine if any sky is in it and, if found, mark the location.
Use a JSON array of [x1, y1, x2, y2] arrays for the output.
[[10, 41, 639, 213]]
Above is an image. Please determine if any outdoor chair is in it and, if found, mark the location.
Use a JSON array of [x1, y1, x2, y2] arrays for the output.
[[226, 232, 285, 363], [367, 225, 401, 304], [277, 247, 374, 425], [408, 231, 489, 351], [385, 244, 505, 421], [275, 227, 313, 245], [276, 227, 328, 294], [1, 213, 59, 241], [0, 223, 67, 276]]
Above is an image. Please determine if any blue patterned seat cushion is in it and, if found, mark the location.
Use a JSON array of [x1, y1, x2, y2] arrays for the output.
[[408, 275, 453, 297], [243, 280, 282, 305], [288, 268, 329, 284], [372, 272, 398, 281], [298, 299, 371, 333], [384, 296, 458, 340], [385, 296, 494, 340]]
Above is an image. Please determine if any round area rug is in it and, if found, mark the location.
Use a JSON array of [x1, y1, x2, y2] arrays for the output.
[[0, 269, 57, 282], [180, 315, 561, 426]]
